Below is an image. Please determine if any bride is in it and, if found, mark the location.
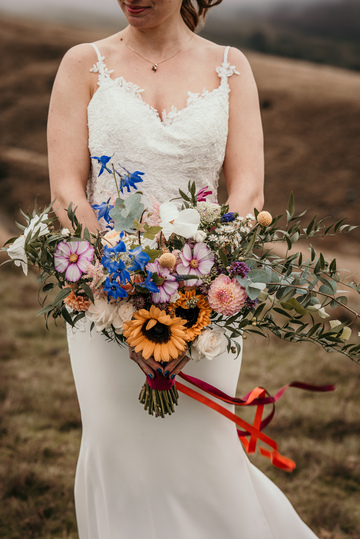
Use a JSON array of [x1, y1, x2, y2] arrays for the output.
[[47, 1, 319, 537]]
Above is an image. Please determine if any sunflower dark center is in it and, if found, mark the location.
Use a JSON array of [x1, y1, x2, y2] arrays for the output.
[[175, 306, 200, 328], [142, 321, 171, 344]]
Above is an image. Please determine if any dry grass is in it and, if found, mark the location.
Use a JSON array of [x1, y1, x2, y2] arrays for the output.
[[0, 267, 359, 538]]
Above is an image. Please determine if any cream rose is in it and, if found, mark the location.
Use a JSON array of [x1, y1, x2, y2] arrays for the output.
[[191, 327, 228, 361], [112, 301, 136, 333], [85, 297, 116, 332]]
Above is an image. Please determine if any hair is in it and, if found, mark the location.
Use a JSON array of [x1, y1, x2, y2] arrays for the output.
[[181, 0, 223, 32]]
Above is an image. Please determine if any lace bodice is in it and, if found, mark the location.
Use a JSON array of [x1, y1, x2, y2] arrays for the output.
[[87, 43, 239, 208]]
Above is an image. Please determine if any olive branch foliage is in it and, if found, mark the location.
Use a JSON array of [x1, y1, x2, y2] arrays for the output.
[[181, 187, 359, 362]]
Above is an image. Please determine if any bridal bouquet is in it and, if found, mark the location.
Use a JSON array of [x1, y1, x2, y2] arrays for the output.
[[3, 156, 360, 423]]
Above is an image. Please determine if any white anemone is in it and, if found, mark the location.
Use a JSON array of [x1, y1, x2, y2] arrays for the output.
[[159, 202, 200, 240]]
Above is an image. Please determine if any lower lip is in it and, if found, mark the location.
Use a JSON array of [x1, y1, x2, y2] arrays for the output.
[[126, 5, 149, 15]]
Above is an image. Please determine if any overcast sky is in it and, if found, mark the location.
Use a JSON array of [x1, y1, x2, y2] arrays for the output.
[[0, 0, 326, 23]]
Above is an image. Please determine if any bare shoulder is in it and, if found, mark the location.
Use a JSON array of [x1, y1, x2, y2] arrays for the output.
[[59, 43, 98, 74], [228, 47, 256, 78]]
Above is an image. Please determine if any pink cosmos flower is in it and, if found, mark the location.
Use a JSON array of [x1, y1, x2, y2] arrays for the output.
[[54, 240, 95, 282], [146, 260, 179, 303], [196, 186, 213, 202], [208, 274, 247, 316], [176, 242, 214, 287]]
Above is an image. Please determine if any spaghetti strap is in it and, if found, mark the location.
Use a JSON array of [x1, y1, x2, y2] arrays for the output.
[[223, 46, 230, 65], [216, 46, 239, 84], [89, 43, 114, 83]]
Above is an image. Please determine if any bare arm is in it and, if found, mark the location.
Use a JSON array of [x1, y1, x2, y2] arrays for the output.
[[47, 44, 100, 233], [223, 48, 264, 216]]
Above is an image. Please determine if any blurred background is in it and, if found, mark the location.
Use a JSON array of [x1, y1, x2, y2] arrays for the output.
[[0, 1, 359, 538]]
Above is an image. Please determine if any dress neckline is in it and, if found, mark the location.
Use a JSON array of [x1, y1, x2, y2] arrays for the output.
[[88, 75, 225, 127], [88, 44, 239, 127]]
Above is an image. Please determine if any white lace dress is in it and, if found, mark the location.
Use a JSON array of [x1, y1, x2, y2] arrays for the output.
[[67, 43, 318, 539]]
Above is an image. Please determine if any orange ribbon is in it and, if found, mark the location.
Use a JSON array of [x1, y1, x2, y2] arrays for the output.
[[177, 374, 335, 472]]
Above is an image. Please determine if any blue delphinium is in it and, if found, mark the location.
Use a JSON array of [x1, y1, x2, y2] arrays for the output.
[[119, 170, 145, 193], [128, 246, 151, 271], [91, 155, 112, 176], [138, 272, 160, 294], [92, 199, 114, 227], [101, 238, 127, 269], [104, 277, 128, 300]]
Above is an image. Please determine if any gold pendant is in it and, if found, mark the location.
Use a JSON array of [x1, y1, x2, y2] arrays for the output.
[[152, 64, 158, 72]]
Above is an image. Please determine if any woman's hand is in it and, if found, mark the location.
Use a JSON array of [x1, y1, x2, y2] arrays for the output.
[[128, 347, 191, 380]]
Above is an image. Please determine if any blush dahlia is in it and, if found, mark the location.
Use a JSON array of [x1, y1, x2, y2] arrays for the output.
[[208, 274, 247, 316]]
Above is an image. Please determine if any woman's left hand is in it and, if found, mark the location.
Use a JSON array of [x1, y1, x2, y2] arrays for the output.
[[161, 349, 191, 379]]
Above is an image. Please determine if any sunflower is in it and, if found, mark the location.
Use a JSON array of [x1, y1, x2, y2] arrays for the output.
[[169, 290, 212, 342], [123, 305, 188, 363]]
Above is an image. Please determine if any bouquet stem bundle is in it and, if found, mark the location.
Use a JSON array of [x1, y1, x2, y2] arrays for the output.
[[139, 380, 179, 417]]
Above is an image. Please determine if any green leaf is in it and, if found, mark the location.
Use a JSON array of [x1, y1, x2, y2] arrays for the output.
[[53, 287, 72, 306], [143, 226, 162, 240], [219, 249, 228, 267], [179, 189, 190, 202], [110, 193, 144, 233], [143, 247, 162, 263], [133, 218, 143, 231], [280, 298, 307, 315], [288, 192, 295, 218], [80, 282, 94, 303]]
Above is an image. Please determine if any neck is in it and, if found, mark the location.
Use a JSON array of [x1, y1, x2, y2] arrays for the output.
[[124, 19, 193, 59]]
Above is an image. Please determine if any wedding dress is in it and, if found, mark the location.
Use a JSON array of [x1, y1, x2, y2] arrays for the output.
[[67, 43, 318, 539]]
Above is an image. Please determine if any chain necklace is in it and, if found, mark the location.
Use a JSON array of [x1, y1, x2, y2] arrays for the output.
[[122, 33, 195, 72]]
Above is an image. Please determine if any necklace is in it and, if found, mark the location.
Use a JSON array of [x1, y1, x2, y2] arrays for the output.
[[122, 33, 195, 72]]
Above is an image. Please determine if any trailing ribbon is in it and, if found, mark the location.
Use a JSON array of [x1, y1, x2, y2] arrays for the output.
[[177, 372, 335, 472]]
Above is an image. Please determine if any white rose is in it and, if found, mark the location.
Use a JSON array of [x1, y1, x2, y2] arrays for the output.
[[191, 327, 228, 361], [112, 301, 136, 333], [193, 230, 207, 242], [7, 235, 28, 275], [24, 214, 49, 238], [85, 297, 116, 332], [61, 227, 71, 237]]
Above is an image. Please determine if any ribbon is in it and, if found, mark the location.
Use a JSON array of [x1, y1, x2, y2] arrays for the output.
[[176, 372, 335, 472]]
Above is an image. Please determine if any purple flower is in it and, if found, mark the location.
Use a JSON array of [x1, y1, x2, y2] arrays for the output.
[[146, 260, 179, 303], [54, 241, 94, 282], [228, 262, 250, 279], [196, 186, 212, 202], [222, 212, 236, 223], [176, 242, 214, 287]]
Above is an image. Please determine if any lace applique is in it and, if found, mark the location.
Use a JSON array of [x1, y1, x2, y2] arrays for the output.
[[90, 56, 114, 84], [216, 63, 240, 82]]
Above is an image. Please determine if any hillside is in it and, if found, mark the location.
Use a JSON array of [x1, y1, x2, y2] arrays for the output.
[[0, 14, 359, 255]]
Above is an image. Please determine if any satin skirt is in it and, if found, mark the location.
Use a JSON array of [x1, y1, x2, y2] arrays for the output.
[[67, 320, 318, 539]]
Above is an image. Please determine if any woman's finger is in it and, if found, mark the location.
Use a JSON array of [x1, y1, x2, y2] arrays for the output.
[[128, 347, 167, 378], [168, 355, 191, 378]]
